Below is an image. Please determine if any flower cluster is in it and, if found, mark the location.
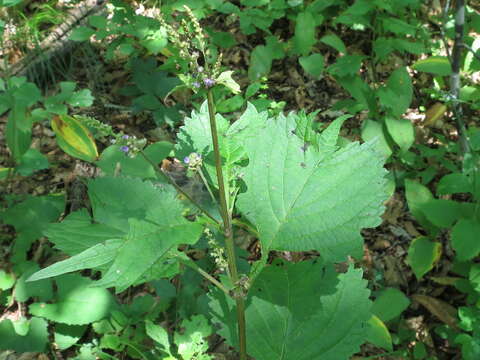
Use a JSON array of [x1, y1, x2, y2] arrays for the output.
[[183, 152, 203, 171], [205, 228, 227, 273], [111, 134, 147, 158], [158, 6, 222, 92]]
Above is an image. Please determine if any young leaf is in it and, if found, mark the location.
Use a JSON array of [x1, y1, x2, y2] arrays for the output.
[[407, 236, 442, 280], [54, 324, 87, 350], [209, 262, 371, 360], [216, 70, 241, 94], [236, 112, 387, 261], [51, 114, 99, 162]]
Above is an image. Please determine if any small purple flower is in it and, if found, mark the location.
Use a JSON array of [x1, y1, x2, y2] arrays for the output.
[[183, 156, 190, 164], [120, 146, 129, 153], [203, 78, 215, 88], [122, 135, 129, 140], [192, 82, 201, 88]]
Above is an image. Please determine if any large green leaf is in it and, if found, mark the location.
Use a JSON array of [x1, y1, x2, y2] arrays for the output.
[[94, 218, 201, 292], [236, 112, 388, 261], [88, 177, 203, 291], [44, 209, 125, 255], [209, 262, 371, 360], [29, 274, 114, 325], [27, 239, 123, 282]]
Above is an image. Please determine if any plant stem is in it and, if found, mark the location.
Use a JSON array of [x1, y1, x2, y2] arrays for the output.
[[177, 256, 230, 296], [450, 0, 470, 155], [197, 167, 217, 204], [206, 89, 247, 360], [140, 151, 220, 225]]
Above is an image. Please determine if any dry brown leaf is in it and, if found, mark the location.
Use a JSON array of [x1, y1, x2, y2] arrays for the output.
[[412, 294, 459, 330]]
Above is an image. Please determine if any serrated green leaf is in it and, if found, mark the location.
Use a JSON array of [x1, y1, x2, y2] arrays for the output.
[[236, 112, 387, 261], [385, 116, 415, 151], [44, 209, 124, 255], [88, 177, 203, 291], [68, 89, 94, 107], [174, 315, 213, 360], [451, 219, 480, 261], [412, 56, 452, 76], [320, 34, 346, 53], [209, 262, 371, 360], [29, 274, 114, 325], [407, 236, 442, 280]]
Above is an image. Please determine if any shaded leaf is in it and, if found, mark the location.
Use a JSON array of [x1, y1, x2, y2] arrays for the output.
[[407, 236, 442, 279], [209, 262, 371, 360]]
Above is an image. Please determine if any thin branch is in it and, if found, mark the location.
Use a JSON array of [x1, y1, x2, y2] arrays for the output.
[[462, 43, 480, 62], [140, 151, 221, 225]]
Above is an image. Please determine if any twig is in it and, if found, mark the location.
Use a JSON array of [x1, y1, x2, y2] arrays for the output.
[[462, 43, 480, 62], [139, 151, 221, 225]]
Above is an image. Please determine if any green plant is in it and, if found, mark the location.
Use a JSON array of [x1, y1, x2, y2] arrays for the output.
[[13, 9, 394, 360], [0, 77, 94, 176]]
